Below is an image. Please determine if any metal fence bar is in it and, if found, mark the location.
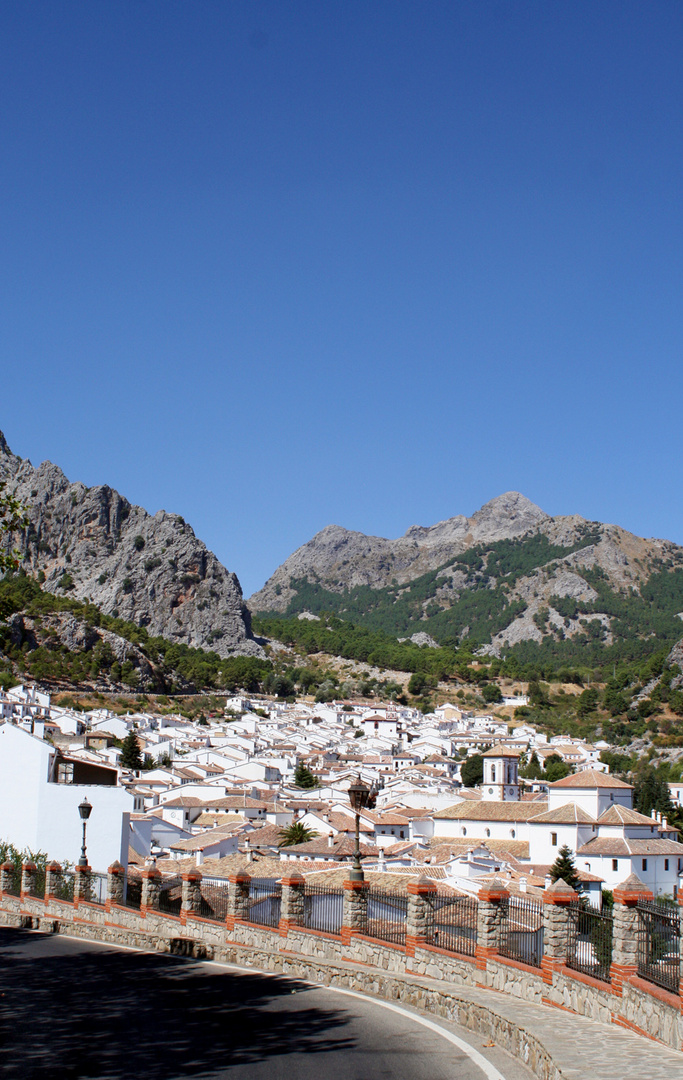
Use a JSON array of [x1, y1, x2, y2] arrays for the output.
[[29, 868, 47, 900], [303, 884, 344, 935], [365, 887, 408, 946], [198, 879, 231, 923], [4, 866, 22, 897], [123, 874, 142, 910], [637, 899, 680, 995], [246, 878, 282, 928], [428, 894, 478, 957], [566, 900, 613, 983], [83, 872, 108, 906], [157, 875, 184, 916], [499, 895, 544, 968], [54, 871, 76, 903]]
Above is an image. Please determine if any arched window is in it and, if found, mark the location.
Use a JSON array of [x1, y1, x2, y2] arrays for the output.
[[491, 765, 496, 783], [510, 829, 516, 839], [461, 827, 467, 836], [485, 828, 491, 838]]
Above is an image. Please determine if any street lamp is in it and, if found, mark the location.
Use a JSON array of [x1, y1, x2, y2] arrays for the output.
[[78, 798, 92, 868], [348, 775, 376, 882]]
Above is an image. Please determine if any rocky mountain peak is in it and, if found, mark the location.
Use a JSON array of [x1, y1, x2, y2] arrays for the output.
[[0, 432, 261, 658]]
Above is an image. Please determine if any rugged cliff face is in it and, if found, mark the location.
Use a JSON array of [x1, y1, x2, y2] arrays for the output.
[[0, 432, 261, 658], [250, 492, 683, 654]]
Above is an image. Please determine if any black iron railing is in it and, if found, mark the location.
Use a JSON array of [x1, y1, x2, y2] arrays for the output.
[[29, 868, 46, 899], [3, 866, 21, 897], [123, 874, 142, 910], [566, 901, 613, 983], [246, 878, 282, 928], [303, 884, 344, 935], [365, 888, 408, 946], [499, 895, 544, 968], [428, 894, 478, 957], [53, 870, 76, 902], [157, 875, 184, 916], [198, 879, 231, 923], [82, 872, 108, 906], [637, 899, 680, 995]]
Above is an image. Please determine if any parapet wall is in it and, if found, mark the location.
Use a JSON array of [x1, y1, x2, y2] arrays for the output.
[[0, 863, 681, 1060]]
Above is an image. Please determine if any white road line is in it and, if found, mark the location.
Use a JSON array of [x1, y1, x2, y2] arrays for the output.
[[205, 958, 508, 1080], [41, 938, 509, 1080]]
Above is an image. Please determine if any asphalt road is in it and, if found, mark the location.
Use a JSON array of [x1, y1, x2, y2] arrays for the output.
[[0, 929, 532, 1080]]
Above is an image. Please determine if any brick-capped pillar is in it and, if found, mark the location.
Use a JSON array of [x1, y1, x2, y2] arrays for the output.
[[140, 867, 162, 911], [610, 872, 653, 995], [0, 862, 15, 894], [106, 861, 125, 909], [226, 871, 251, 931], [181, 869, 203, 917], [406, 876, 437, 957], [45, 862, 63, 899], [678, 891, 683, 1013], [20, 861, 37, 897], [342, 878, 369, 945], [74, 865, 92, 903], [279, 871, 306, 935], [541, 878, 578, 985], [475, 884, 508, 971]]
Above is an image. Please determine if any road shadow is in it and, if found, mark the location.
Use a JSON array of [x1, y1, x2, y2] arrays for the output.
[[0, 928, 356, 1079]]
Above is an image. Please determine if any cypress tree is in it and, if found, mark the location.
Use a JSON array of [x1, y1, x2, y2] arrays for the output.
[[549, 844, 582, 894], [120, 731, 143, 770]]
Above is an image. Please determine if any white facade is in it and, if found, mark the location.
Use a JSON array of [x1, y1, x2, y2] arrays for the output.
[[0, 724, 132, 870]]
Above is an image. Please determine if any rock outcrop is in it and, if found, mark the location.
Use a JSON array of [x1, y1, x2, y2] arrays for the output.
[[0, 432, 261, 657]]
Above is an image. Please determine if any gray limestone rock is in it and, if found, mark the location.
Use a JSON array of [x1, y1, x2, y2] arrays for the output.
[[0, 432, 261, 658]]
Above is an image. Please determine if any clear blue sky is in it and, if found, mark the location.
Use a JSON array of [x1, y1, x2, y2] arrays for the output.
[[2, 1, 682, 597]]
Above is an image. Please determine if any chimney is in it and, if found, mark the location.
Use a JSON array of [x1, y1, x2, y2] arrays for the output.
[[662, 816, 668, 830], [378, 848, 386, 871], [328, 832, 334, 848], [657, 811, 662, 823], [519, 876, 527, 893]]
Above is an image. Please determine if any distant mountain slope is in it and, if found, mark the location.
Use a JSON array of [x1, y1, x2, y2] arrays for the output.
[[0, 431, 261, 658], [250, 493, 683, 662]]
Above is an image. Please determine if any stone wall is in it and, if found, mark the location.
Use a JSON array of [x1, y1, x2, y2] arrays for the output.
[[1, 862, 681, 1056]]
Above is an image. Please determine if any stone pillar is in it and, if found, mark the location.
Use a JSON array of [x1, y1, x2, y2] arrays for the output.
[[226, 871, 251, 930], [0, 862, 15, 894], [541, 878, 578, 986], [279, 871, 306, 935], [406, 876, 437, 957], [20, 861, 37, 897], [342, 878, 369, 945], [679, 893, 683, 1014], [45, 862, 63, 899], [181, 870, 203, 917], [74, 865, 92, 903], [140, 867, 162, 911], [475, 884, 508, 971], [610, 872, 653, 995], [106, 861, 125, 909]]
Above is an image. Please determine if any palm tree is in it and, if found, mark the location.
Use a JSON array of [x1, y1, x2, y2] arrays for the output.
[[278, 823, 320, 847]]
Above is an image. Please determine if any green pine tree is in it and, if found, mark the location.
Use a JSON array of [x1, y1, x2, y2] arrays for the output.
[[293, 762, 319, 789], [119, 731, 143, 770], [549, 844, 582, 894]]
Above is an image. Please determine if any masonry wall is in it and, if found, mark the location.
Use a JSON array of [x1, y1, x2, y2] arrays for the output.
[[1, 869, 681, 1057]]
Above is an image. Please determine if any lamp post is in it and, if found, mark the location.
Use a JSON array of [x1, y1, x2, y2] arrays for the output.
[[78, 798, 92, 867], [347, 775, 376, 882]]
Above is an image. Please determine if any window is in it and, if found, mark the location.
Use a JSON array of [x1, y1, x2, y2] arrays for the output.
[[664, 859, 669, 871], [461, 827, 467, 836], [491, 765, 496, 782], [642, 858, 648, 872], [612, 859, 618, 872], [510, 829, 516, 839], [551, 832, 558, 847], [485, 828, 491, 838]]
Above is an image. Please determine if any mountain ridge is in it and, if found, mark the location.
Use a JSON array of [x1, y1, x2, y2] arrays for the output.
[[249, 493, 683, 660], [0, 432, 261, 658]]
